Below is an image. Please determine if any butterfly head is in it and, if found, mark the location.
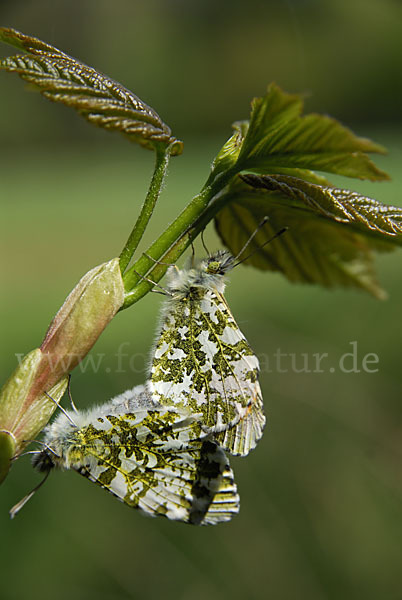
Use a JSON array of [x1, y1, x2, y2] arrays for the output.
[[31, 411, 80, 474], [32, 448, 56, 473], [165, 251, 234, 298], [203, 251, 235, 276]]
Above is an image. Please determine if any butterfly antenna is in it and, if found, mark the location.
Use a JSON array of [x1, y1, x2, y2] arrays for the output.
[[67, 374, 78, 413], [9, 470, 51, 519], [44, 391, 77, 427], [233, 216, 270, 262], [233, 226, 288, 268]]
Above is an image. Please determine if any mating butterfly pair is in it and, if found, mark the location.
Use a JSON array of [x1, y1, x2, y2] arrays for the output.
[[17, 251, 265, 525]]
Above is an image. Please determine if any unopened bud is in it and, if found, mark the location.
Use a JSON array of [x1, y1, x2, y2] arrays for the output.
[[0, 257, 125, 483], [0, 431, 16, 485], [39, 257, 124, 389], [0, 349, 68, 483]]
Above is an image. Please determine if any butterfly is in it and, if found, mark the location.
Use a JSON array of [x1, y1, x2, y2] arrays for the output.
[[27, 384, 240, 525], [148, 250, 265, 457]]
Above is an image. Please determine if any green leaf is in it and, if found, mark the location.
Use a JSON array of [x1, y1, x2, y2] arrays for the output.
[[208, 121, 248, 183], [0, 27, 183, 155], [214, 176, 402, 298], [209, 83, 389, 185], [242, 174, 402, 241], [237, 83, 304, 160]]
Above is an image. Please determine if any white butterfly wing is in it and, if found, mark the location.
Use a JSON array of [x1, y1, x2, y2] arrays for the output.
[[69, 407, 239, 525], [150, 290, 257, 419], [215, 386, 266, 456], [150, 288, 265, 455]]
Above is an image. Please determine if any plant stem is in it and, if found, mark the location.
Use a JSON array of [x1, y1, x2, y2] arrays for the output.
[[119, 144, 171, 273], [121, 171, 236, 308]]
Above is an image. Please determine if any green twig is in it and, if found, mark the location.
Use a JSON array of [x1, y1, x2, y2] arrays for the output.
[[122, 185, 212, 292], [119, 144, 171, 273], [121, 173, 236, 309]]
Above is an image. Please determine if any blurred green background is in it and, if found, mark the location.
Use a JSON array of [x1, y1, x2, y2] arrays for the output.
[[1, 1, 402, 599]]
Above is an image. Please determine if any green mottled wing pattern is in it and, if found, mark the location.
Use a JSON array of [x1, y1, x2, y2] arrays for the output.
[[58, 408, 239, 525], [215, 393, 265, 457], [150, 285, 265, 456]]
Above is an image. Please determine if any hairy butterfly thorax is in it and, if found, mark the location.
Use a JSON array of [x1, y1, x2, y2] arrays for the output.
[[149, 250, 265, 457]]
